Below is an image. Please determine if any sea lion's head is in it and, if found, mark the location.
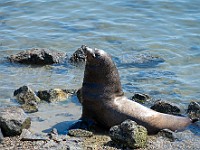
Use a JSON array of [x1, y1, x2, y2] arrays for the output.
[[82, 45, 123, 97], [82, 45, 113, 69]]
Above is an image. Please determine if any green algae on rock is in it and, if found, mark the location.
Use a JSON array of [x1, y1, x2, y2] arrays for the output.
[[37, 88, 76, 102], [21, 101, 38, 113], [14, 85, 41, 104], [14, 86, 40, 113], [68, 129, 93, 137], [109, 119, 147, 149]]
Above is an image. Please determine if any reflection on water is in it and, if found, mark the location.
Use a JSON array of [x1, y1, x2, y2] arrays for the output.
[[0, 0, 200, 133]]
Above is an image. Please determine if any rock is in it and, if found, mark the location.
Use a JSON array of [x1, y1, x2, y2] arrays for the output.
[[14, 85, 41, 104], [47, 128, 71, 143], [37, 88, 76, 103], [0, 107, 31, 136], [131, 93, 150, 104], [42, 139, 70, 150], [8, 48, 66, 65], [44, 128, 72, 150], [109, 119, 147, 149], [14, 86, 39, 113], [0, 128, 4, 142], [20, 129, 47, 141], [187, 101, 200, 121], [150, 100, 180, 115], [157, 129, 176, 142], [82, 135, 111, 150], [21, 101, 38, 113], [68, 129, 93, 137], [47, 128, 58, 138], [70, 45, 87, 64], [47, 128, 61, 142]]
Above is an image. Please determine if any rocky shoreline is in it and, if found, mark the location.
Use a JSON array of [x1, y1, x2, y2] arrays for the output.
[[0, 127, 200, 150], [0, 46, 200, 149]]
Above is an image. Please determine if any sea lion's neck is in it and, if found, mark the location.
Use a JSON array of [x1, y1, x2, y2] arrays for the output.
[[83, 63, 124, 98]]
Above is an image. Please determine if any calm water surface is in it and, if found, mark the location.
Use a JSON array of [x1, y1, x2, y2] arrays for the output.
[[0, 0, 200, 133]]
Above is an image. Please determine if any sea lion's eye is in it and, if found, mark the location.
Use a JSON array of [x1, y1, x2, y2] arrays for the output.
[[95, 53, 101, 58]]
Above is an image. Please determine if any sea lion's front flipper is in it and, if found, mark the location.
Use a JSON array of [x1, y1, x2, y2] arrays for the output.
[[68, 118, 96, 131]]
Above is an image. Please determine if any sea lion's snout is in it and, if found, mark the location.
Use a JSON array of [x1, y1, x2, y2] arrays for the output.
[[82, 45, 95, 60]]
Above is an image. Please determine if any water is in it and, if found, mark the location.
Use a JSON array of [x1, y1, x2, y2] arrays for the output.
[[0, 0, 200, 134]]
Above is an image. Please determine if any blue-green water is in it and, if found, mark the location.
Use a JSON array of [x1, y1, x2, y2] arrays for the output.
[[0, 0, 200, 134]]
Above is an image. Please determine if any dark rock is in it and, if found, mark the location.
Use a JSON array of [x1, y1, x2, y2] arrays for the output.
[[20, 129, 48, 141], [21, 101, 38, 113], [14, 85, 40, 104], [68, 129, 93, 137], [0, 128, 3, 142], [150, 100, 180, 115], [109, 119, 147, 149], [157, 129, 176, 142], [131, 93, 150, 104], [37, 88, 76, 103], [47, 128, 69, 143], [187, 101, 200, 121], [70, 45, 87, 63], [0, 107, 31, 136], [8, 48, 66, 65]]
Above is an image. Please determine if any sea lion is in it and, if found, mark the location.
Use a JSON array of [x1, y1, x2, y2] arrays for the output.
[[79, 45, 192, 134]]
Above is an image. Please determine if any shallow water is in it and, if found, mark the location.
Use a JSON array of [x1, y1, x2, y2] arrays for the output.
[[0, 0, 200, 134]]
